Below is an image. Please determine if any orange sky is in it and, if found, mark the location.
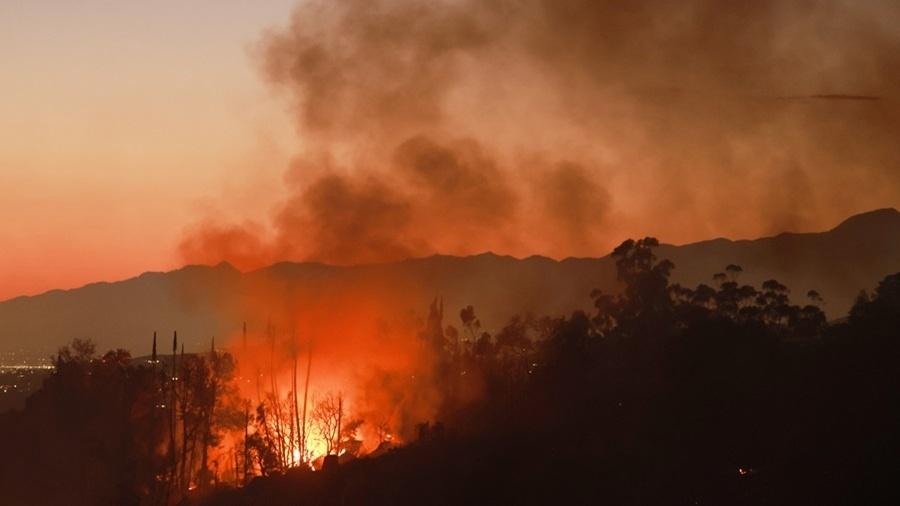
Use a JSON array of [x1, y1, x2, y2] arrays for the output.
[[1, 1, 297, 300]]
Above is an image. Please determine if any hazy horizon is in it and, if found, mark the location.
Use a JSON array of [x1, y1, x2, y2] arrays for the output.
[[2, 205, 895, 303]]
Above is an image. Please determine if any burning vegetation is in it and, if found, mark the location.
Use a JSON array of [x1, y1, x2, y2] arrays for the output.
[[2, 237, 899, 505]]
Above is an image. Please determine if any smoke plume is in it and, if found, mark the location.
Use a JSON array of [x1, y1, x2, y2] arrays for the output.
[[181, 0, 900, 270]]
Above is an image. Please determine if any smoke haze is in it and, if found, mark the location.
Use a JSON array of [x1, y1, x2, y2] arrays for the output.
[[181, 0, 900, 269]]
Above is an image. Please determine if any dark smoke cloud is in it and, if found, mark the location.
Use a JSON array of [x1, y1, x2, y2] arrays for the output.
[[181, 0, 900, 269], [393, 136, 517, 230], [274, 173, 416, 265], [536, 162, 611, 252], [260, 0, 504, 139]]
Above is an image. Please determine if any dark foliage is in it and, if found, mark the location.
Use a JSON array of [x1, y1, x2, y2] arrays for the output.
[[0, 343, 237, 505], [194, 240, 898, 506], [2, 240, 899, 505]]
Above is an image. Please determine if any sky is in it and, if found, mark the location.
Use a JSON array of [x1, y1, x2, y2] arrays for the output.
[[1, 0, 297, 299], [2, 0, 900, 301]]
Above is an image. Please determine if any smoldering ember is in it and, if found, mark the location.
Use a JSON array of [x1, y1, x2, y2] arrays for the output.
[[2, 1, 900, 505]]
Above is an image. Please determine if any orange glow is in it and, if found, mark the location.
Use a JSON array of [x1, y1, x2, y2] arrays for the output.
[[210, 274, 438, 472]]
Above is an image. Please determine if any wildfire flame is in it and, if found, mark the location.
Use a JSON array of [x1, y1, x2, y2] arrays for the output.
[[206, 279, 440, 478]]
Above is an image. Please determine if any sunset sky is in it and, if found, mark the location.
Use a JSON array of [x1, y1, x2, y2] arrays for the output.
[[1, 1, 297, 299], [2, 0, 899, 301]]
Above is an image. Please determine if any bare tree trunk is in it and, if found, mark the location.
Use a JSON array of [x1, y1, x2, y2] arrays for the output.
[[201, 345, 217, 487], [255, 368, 262, 407], [243, 406, 250, 484], [268, 321, 286, 468], [337, 394, 343, 454], [186, 429, 196, 491], [232, 448, 238, 486], [287, 393, 296, 467], [166, 331, 178, 505], [300, 345, 312, 463], [179, 343, 188, 494], [286, 338, 296, 467], [292, 341, 300, 466]]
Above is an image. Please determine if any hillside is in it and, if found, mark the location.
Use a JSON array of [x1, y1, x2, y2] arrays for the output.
[[1, 208, 898, 357]]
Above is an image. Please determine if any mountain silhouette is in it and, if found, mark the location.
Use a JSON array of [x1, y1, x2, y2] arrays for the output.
[[1, 208, 897, 357]]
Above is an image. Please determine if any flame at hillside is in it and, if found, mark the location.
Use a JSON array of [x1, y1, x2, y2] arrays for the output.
[[215, 277, 449, 474]]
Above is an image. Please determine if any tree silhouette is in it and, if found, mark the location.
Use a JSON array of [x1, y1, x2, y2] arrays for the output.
[[312, 392, 346, 456]]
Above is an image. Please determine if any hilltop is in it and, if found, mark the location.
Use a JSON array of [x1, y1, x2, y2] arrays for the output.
[[1, 208, 897, 356]]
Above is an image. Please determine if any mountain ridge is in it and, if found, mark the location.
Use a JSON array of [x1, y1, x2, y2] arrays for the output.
[[5, 207, 897, 305], [1, 208, 898, 358]]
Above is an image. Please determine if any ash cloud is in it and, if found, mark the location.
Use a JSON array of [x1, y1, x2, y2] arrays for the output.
[[181, 0, 900, 269]]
